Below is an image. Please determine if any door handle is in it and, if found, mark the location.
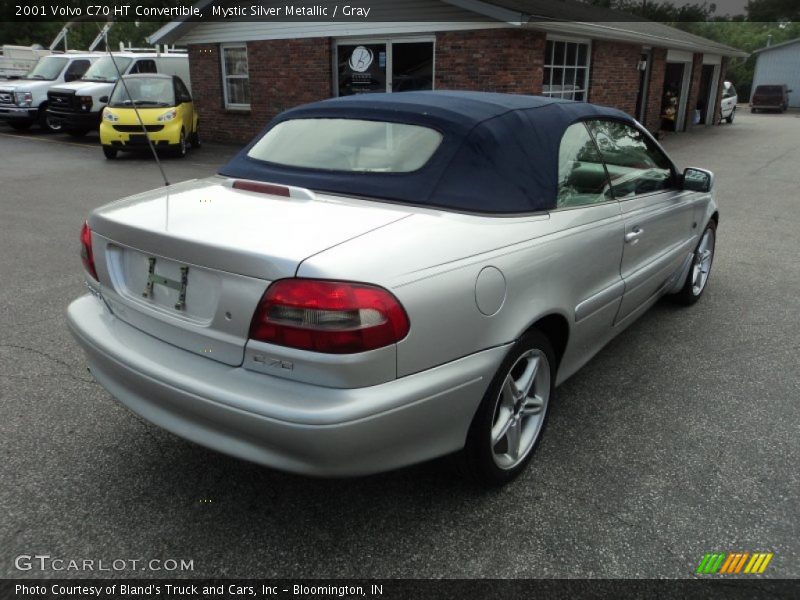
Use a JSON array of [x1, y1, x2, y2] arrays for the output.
[[625, 227, 644, 244]]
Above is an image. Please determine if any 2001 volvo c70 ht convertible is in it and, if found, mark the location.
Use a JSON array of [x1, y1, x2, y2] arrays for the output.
[[68, 92, 718, 485]]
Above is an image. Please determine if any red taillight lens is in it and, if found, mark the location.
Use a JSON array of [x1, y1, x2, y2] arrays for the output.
[[80, 221, 98, 281], [249, 279, 410, 354]]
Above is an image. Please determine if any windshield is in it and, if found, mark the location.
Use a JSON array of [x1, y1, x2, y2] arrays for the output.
[[81, 57, 133, 82], [24, 56, 67, 80], [247, 118, 443, 172], [108, 77, 174, 107]]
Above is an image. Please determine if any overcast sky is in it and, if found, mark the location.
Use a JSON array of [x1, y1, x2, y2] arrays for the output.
[[712, 0, 749, 16]]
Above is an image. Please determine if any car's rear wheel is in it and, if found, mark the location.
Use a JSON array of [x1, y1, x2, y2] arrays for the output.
[[102, 146, 117, 160], [672, 220, 716, 305], [463, 329, 555, 486], [725, 109, 735, 124]]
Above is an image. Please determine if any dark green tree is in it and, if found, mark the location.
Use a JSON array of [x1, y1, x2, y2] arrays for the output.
[[746, 0, 800, 21]]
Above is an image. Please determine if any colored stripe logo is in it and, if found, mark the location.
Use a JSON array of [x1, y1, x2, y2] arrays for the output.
[[696, 552, 773, 574]]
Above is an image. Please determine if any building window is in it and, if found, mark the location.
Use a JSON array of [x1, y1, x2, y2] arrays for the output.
[[335, 39, 434, 97], [543, 39, 590, 101], [221, 44, 250, 109]]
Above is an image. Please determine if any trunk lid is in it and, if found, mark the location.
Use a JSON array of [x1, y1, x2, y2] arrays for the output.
[[89, 176, 411, 366]]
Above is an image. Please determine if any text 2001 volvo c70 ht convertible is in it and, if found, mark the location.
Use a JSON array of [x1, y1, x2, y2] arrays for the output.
[[68, 92, 718, 485]]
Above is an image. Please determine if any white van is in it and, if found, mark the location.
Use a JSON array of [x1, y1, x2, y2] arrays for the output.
[[0, 53, 101, 132], [47, 52, 189, 135]]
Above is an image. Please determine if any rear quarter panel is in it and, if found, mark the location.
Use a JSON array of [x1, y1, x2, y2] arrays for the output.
[[297, 202, 626, 384]]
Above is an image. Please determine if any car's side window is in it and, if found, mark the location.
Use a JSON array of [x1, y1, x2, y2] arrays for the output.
[[64, 59, 90, 81], [586, 120, 675, 199], [174, 77, 191, 103], [130, 60, 157, 74], [556, 122, 611, 208]]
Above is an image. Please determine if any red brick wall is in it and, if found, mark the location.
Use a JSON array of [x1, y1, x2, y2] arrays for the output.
[[189, 39, 332, 144], [435, 29, 546, 93], [645, 48, 667, 133], [587, 40, 641, 116]]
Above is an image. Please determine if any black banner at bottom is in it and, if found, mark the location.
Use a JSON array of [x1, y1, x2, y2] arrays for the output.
[[3, 579, 799, 600]]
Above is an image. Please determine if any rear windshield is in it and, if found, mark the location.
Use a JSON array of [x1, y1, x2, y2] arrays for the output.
[[756, 86, 783, 95], [246, 118, 443, 173], [81, 57, 133, 82]]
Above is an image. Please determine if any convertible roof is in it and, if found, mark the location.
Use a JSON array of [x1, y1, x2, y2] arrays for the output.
[[219, 91, 633, 214]]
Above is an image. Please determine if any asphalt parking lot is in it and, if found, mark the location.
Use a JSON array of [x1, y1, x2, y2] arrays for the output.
[[1, 108, 798, 579]]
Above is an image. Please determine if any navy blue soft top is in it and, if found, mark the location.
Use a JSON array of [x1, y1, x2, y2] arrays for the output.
[[219, 91, 633, 214]]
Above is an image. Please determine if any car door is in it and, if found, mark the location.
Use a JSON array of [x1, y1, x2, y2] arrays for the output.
[[551, 122, 625, 345], [173, 77, 194, 134], [586, 119, 697, 325]]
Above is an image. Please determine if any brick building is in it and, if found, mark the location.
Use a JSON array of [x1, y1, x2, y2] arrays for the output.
[[151, 0, 746, 144]]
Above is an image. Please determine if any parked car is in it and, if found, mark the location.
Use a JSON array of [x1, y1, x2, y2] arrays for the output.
[[750, 84, 792, 113], [67, 92, 718, 486], [720, 80, 737, 123], [0, 53, 99, 132], [47, 52, 189, 136], [100, 74, 199, 159]]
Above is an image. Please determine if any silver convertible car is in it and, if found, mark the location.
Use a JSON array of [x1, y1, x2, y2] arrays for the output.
[[68, 92, 718, 485]]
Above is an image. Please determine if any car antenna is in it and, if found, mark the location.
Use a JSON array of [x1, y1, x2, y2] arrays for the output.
[[98, 21, 170, 187]]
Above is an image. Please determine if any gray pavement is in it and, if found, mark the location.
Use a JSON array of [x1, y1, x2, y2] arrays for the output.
[[0, 109, 797, 579]]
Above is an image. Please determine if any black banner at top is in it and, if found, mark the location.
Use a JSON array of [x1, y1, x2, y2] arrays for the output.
[[0, 0, 758, 23]]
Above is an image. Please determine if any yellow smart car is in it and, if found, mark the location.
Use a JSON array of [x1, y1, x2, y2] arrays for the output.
[[100, 74, 199, 159]]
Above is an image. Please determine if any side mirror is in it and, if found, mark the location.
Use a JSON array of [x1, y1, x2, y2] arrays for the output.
[[99, 95, 109, 103], [683, 167, 714, 193]]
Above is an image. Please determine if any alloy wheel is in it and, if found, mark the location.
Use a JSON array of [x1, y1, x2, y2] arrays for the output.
[[491, 349, 551, 469]]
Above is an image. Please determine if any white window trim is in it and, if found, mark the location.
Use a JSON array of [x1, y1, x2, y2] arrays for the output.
[[543, 36, 592, 102], [220, 43, 250, 109], [333, 36, 436, 96]]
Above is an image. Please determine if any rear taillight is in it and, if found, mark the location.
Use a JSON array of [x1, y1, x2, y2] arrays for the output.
[[249, 279, 410, 354], [80, 221, 98, 281]]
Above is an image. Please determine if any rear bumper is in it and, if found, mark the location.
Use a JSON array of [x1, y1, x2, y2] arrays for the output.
[[67, 294, 506, 476], [0, 106, 37, 121]]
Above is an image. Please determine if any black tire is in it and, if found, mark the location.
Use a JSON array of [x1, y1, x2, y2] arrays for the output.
[[8, 121, 32, 131], [462, 329, 556, 486], [173, 129, 187, 158], [671, 220, 717, 306], [725, 110, 734, 124], [38, 107, 60, 133], [190, 124, 200, 149], [102, 146, 118, 160]]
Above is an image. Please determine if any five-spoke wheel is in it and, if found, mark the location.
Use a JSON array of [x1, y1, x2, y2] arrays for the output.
[[464, 329, 555, 485], [673, 220, 716, 305]]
